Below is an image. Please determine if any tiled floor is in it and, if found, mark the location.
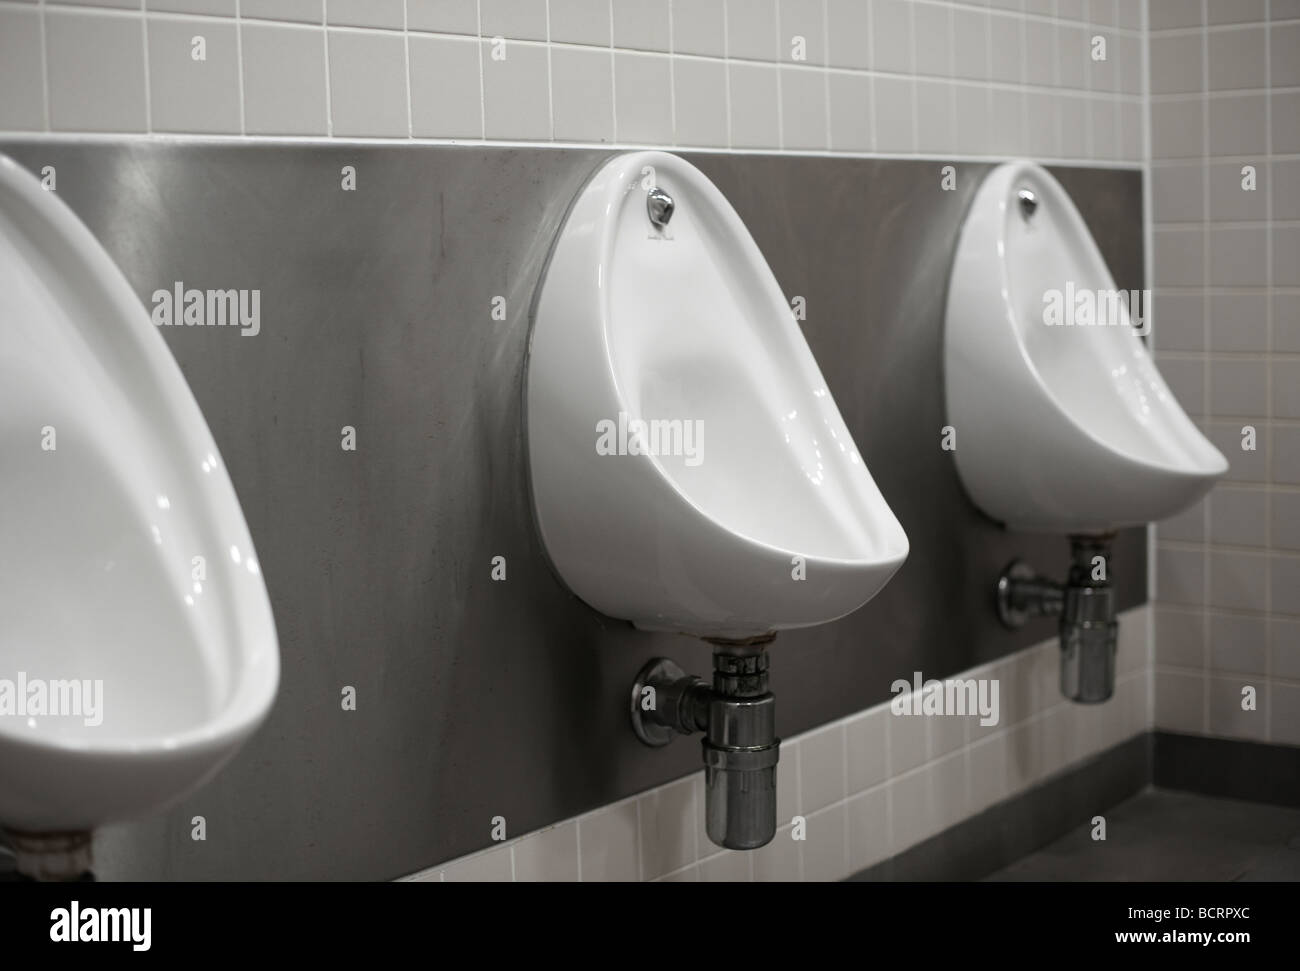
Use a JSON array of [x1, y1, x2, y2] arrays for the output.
[[988, 788, 1300, 881]]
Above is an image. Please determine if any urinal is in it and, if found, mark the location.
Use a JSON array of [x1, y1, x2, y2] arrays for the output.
[[527, 151, 907, 849], [944, 160, 1227, 702], [0, 154, 279, 878]]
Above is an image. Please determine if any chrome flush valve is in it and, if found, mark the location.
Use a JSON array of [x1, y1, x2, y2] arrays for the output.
[[1017, 187, 1038, 220], [647, 186, 675, 228], [631, 638, 779, 850]]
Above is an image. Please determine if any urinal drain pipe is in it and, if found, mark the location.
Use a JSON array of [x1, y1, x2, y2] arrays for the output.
[[996, 534, 1119, 704], [630, 638, 780, 851]]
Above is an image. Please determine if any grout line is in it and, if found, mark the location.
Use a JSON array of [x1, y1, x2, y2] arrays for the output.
[[545, 0, 553, 141], [1263, 0, 1275, 744], [402, 0, 412, 138], [38, 0, 50, 132], [773, 0, 784, 152], [722, 0, 731, 149], [475, 0, 485, 139], [235, 0, 245, 136], [609, 0, 617, 144], [321, 19, 332, 136], [1199, 0, 1212, 736], [141, 6, 152, 134]]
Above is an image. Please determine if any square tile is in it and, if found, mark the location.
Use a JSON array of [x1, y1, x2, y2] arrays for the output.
[[243, 0, 324, 24], [673, 0, 724, 57], [798, 723, 844, 813], [0, 8, 45, 130], [578, 801, 639, 880], [638, 777, 695, 879], [442, 844, 513, 881], [147, 17, 241, 134], [1207, 26, 1266, 91], [327, 0, 403, 29], [1209, 360, 1268, 419], [778, 0, 825, 67], [512, 822, 579, 881], [1208, 293, 1267, 352], [549, 0, 610, 46], [407, 0, 477, 34], [1208, 93, 1266, 157], [614, 52, 671, 144], [1207, 550, 1267, 613], [1156, 607, 1205, 668], [727, 0, 779, 61], [1155, 668, 1205, 734], [481, 38, 549, 139], [870, 0, 912, 74], [1209, 612, 1268, 675], [613, 0, 670, 52], [47, 10, 147, 132], [801, 803, 847, 881], [1207, 675, 1267, 741], [828, 72, 871, 152], [241, 23, 328, 135], [480, 0, 548, 40], [328, 29, 408, 136], [780, 66, 827, 149], [550, 46, 612, 142], [728, 62, 780, 148], [673, 57, 726, 147], [846, 786, 889, 872], [825, 0, 870, 69], [408, 32, 482, 138]]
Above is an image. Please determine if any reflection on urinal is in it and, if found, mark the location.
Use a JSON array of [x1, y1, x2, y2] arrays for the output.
[[0, 154, 279, 877], [944, 160, 1227, 703]]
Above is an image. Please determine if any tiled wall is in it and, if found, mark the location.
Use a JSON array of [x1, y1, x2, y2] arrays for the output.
[[0, 0, 1143, 160], [1150, 0, 1300, 746], [404, 607, 1151, 881]]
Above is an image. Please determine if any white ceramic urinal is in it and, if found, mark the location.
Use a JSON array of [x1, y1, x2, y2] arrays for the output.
[[945, 160, 1227, 534], [0, 153, 278, 873], [527, 151, 908, 638]]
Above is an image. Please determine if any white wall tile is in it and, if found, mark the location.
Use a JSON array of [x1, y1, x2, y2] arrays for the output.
[[407, 0, 477, 34], [798, 723, 845, 813], [512, 822, 579, 881], [728, 61, 779, 148], [727, 0, 779, 62], [614, 51, 672, 143], [47, 10, 148, 132], [551, 46, 613, 142], [0, 8, 45, 131], [480, 0, 548, 41], [577, 801, 639, 880], [780, 65, 828, 149], [637, 776, 695, 880], [549, 0, 611, 47], [673, 57, 727, 146], [409, 33, 482, 138], [327, 0, 403, 30], [672, 0, 725, 57], [148, 17, 241, 134], [241, 23, 328, 135], [828, 71, 872, 152], [613, 0, 670, 52], [243, 0, 323, 24], [441, 843, 512, 880], [327, 29, 408, 136], [481, 39, 550, 139], [802, 802, 848, 881]]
